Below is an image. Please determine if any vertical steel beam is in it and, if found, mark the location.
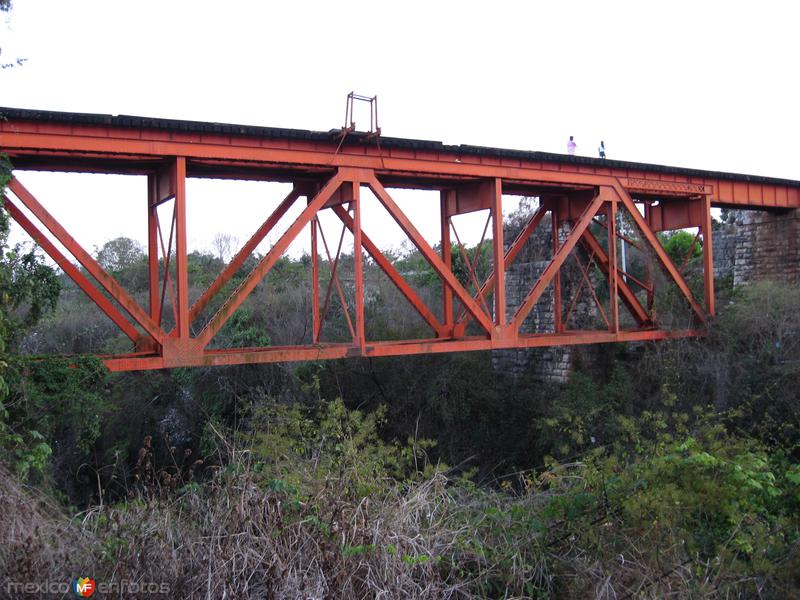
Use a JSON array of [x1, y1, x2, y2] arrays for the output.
[[173, 157, 190, 339], [311, 216, 320, 343], [440, 190, 454, 332], [607, 200, 620, 333], [147, 174, 160, 321], [491, 179, 506, 329], [352, 182, 365, 350], [701, 196, 715, 317], [551, 202, 563, 333]]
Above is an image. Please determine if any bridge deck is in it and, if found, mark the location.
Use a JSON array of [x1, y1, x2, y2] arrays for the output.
[[2, 107, 799, 209], [0, 107, 796, 371]]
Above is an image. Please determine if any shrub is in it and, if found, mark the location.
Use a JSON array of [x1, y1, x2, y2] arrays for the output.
[[246, 395, 441, 499]]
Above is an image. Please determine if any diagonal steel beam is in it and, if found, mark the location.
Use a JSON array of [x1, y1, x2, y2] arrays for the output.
[[332, 204, 444, 336], [569, 251, 610, 328], [611, 182, 705, 323], [456, 200, 550, 326], [189, 187, 300, 324], [8, 178, 165, 342], [512, 194, 604, 332], [196, 171, 345, 348], [450, 216, 492, 319], [317, 219, 355, 341], [366, 175, 495, 335], [592, 216, 643, 251], [678, 230, 701, 274], [316, 222, 342, 340], [156, 206, 179, 329], [614, 268, 651, 292], [2, 194, 143, 344], [563, 249, 610, 328], [579, 229, 651, 327]]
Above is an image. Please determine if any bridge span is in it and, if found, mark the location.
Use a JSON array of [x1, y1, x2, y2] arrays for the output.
[[2, 107, 799, 371]]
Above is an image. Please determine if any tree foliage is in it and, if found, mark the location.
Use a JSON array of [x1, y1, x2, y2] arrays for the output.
[[660, 229, 703, 266], [0, 156, 68, 480], [95, 236, 145, 273]]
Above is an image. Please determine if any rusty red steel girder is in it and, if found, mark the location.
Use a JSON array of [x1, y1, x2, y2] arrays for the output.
[[1, 107, 800, 372]]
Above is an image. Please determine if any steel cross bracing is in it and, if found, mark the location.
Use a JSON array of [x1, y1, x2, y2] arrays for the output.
[[1, 108, 799, 372]]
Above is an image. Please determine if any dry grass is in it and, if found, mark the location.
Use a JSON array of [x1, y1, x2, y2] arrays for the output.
[[0, 466, 96, 587], [1, 465, 477, 599], [1, 461, 794, 599]]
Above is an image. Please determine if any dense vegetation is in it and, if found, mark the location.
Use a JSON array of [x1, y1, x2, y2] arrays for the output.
[[1, 164, 799, 597]]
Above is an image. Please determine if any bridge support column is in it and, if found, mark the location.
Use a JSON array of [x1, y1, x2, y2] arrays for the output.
[[701, 196, 715, 317], [440, 190, 454, 335], [147, 175, 159, 321], [607, 198, 620, 332], [490, 179, 506, 332], [439, 190, 456, 336], [351, 180, 366, 351], [714, 208, 800, 288], [311, 215, 320, 343], [173, 157, 190, 340]]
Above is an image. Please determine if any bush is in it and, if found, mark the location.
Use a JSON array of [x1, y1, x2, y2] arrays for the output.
[[247, 394, 442, 499]]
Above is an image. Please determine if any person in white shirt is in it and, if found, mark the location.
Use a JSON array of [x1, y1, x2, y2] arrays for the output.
[[567, 136, 577, 155], [598, 141, 606, 159]]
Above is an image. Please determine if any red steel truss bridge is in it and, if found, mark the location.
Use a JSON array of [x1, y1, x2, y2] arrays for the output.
[[1, 107, 799, 372]]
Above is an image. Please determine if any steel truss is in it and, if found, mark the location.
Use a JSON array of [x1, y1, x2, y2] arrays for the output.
[[5, 108, 772, 371], [2, 161, 715, 372]]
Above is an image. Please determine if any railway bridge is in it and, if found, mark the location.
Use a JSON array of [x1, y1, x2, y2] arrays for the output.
[[1, 107, 799, 371]]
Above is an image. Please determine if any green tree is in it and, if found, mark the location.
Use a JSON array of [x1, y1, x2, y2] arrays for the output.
[[0, 156, 66, 480], [0, 158, 60, 347], [660, 229, 702, 266], [95, 236, 145, 273]]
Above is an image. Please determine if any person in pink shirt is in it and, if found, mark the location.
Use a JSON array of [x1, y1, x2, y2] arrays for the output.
[[567, 135, 577, 155]]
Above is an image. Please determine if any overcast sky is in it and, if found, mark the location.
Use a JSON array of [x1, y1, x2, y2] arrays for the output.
[[2, 0, 798, 259]]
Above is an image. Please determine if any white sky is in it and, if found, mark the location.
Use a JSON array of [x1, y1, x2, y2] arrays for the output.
[[2, 0, 799, 260]]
